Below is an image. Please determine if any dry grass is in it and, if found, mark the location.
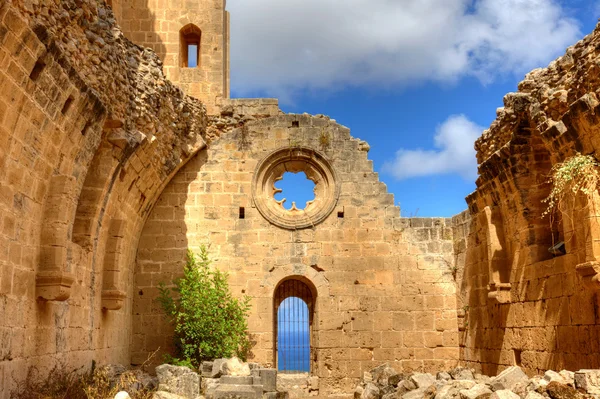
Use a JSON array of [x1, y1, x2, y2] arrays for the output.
[[10, 362, 156, 399]]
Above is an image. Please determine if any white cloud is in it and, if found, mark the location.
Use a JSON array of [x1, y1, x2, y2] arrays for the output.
[[382, 115, 482, 181], [228, 0, 580, 98]]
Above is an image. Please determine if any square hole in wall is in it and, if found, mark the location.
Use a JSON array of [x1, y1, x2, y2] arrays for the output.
[[513, 349, 522, 366]]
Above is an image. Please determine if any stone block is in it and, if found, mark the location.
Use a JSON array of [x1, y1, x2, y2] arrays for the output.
[[403, 388, 427, 399], [575, 369, 600, 394], [459, 384, 492, 399], [155, 364, 200, 399], [490, 390, 520, 399], [410, 373, 436, 389], [220, 375, 254, 385], [490, 367, 528, 391], [201, 361, 214, 377], [258, 368, 277, 392], [213, 384, 261, 399]]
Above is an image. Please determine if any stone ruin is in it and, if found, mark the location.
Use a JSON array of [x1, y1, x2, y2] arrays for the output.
[[3, 0, 600, 397]]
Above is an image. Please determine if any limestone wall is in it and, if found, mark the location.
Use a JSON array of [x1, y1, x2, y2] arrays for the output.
[[116, 0, 230, 114], [0, 1, 208, 396], [134, 112, 461, 395], [461, 23, 600, 376]]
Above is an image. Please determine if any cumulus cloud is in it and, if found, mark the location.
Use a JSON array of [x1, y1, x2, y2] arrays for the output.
[[382, 115, 482, 181], [228, 0, 580, 98]]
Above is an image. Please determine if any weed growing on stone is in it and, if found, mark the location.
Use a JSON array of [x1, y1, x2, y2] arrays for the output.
[[543, 153, 600, 217], [157, 246, 252, 367]]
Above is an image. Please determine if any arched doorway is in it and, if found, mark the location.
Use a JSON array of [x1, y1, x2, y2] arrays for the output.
[[273, 279, 314, 373]]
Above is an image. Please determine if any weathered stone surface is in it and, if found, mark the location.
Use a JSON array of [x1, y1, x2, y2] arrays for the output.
[[575, 370, 600, 394], [221, 358, 251, 377], [525, 392, 546, 399], [362, 383, 382, 399], [152, 392, 189, 399], [202, 362, 215, 377], [411, 373, 436, 389], [258, 369, 277, 392], [546, 381, 586, 399], [489, 390, 520, 399], [451, 369, 475, 381], [490, 368, 528, 391], [156, 364, 201, 399], [213, 384, 261, 399], [220, 376, 254, 386], [403, 388, 427, 399], [545, 371, 567, 385], [459, 384, 492, 399]]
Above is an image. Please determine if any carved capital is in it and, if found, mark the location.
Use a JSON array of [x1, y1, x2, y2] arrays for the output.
[[101, 289, 126, 310], [576, 261, 600, 290], [487, 282, 512, 304], [36, 271, 75, 301]]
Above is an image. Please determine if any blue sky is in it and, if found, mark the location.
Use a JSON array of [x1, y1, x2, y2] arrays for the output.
[[227, 0, 599, 217]]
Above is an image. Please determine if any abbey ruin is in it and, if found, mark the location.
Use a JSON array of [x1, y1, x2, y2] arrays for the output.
[[1, 0, 600, 397]]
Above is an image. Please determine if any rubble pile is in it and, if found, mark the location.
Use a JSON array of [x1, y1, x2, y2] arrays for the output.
[[355, 365, 600, 399]]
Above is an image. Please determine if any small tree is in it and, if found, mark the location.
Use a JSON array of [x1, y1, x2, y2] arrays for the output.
[[157, 247, 251, 367]]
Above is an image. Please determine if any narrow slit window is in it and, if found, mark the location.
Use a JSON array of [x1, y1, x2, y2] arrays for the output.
[[30, 60, 46, 81], [180, 24, 201, 68], [61, 96, 74, 115], [239, 207, 245, 219]]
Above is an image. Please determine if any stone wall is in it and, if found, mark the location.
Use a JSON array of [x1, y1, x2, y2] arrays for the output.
[[460, 23, 600, 376], [134, 112, 461, 395], [116, 0, 230, 114], [0, 0, 208, 396]]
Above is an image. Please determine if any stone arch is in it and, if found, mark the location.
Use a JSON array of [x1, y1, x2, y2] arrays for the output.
[[180, 24, 202, 68], [273, 278, 315, 372]]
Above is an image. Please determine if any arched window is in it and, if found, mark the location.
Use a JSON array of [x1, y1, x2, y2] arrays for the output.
[[274, 279, 314, 373], [180, 24, 201, 68]]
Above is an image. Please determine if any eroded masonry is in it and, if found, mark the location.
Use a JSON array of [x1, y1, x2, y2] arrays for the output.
[[2, 0, 600, 397]]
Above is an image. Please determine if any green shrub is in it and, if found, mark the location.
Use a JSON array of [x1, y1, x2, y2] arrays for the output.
[[157, 247, 252, 367]]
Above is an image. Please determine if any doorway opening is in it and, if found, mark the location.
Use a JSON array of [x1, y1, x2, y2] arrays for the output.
[[274, 279, 314, 373]]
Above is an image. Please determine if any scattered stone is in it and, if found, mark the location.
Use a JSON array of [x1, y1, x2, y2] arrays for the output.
[[437, 372, 452, 381], [219, 375, 254, 385], [403, 388, 427, 399], [490, 367, 529, 391], [362, 383, 381, 399], [152, 392, 188, 399], [525, 392, 546, 399], [545, 371, 567, 384], [452, 368, 475, 381], [114, 392, 131, 399], [221, 357, 251, 376], [490, 390, 520, 399], [559, 371, 575, 387], [397, 379, 418, 396], [425, 385, 438, 399], [411, 373, 436, 389], [201, 361, 214, 377], [575, 370, 600, 394], [546, 381, 585, 399], [459, 383, 492, 399]]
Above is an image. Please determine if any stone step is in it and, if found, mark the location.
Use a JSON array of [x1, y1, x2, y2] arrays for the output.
[[213, 384, 263, 399]]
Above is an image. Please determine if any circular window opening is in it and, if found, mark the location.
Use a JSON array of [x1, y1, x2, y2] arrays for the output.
[[274, 171, 316, 211], [252, 147, 340, 230]]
